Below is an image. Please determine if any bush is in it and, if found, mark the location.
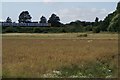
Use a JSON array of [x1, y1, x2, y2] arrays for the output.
[[61, 29, 66, 33], [5, 26, 18, 33], [83, 26, 92, 31], [77, 33, 87, 37], [92, 27, 100, 33]]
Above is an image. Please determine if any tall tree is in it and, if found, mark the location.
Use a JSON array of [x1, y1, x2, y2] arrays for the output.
[[94, 17, 99, 26], [99, 2, 120, 32], [95, 17, 99, 23], [18, 11, 32, 23], [6, 17, 12, 23], [107, 1, 120, 32], [48, 14, 61, 27], [117, 1, 120, 13], [40, 16, 47, 23]]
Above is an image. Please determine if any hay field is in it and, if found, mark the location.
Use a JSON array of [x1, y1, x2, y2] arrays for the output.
[[2, 33, 118, 78]]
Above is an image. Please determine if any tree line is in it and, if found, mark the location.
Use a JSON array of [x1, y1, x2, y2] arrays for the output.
[[2, 2, 120, 33], [5, 11, 62, 27]]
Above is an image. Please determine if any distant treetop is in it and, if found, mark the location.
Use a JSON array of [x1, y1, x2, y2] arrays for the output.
[[18, 11, 32, 23], [40, 16, 47, 23], [6, 17, 12, 23]]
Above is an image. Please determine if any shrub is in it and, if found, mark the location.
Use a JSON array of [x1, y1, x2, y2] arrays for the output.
[[61, 29, 66, 33], [92, 27, 100, 33], [33, 28, 43, 33], [77, 33, 87, 37], [5, 26, 18, 33]]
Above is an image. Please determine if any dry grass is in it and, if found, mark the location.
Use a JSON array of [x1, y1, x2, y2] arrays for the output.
[[2, 33, 118, 78], [2, 33, 118, 39]]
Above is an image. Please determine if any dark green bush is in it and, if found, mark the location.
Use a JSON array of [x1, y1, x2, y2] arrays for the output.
[[92, 27, 100, 33], [77, 33, 87, 37], [5, 26, 18, 33]]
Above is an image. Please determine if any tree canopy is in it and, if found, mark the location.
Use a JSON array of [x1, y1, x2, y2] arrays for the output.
[[18, 11, 32, 23], [117, 1, 120, 13], [6, 17, 12, 23], [98, 1, 120, 32], [40, 16, 47, 23], [95, 17, 99, 23], [2, 2, 120, 33], [48, 14, 61, 27]]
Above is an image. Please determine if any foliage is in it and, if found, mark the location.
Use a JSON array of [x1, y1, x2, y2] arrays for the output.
[[94, 17, 99, 26], [107, 2, 120, 32], [77, 33, 87, 37], [2, 26, 91, 33], [107, 14, 120, 32], [2, 2, 120, 33], [4, 26, 17, 33], [92, 26, 100, 33], [39, 16, 47, 23], [99, 12, 116, 31], [95, 17, 99, 23], [117, 1, 120, 13], [48, 13, 61, 27], [67, 20, 94, 27], [18, 11, 32, 23], [6, 17, 12, 23], [99, 2, 120, 32]]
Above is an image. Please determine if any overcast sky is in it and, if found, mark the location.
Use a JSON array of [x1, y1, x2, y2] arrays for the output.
[[1, 2, 118, 23]]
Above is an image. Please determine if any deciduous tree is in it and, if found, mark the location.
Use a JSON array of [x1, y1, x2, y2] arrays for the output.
[[40, 16, 47, 23], [48, 13, 61, 27], [6, 17, 12, 23], [18, 11, 32, 23]]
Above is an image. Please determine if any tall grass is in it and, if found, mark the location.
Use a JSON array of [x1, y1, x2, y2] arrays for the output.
[[2, 34, 118, 78]]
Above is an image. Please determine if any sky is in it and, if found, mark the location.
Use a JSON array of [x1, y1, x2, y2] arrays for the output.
[[1, 0, 120, 2], [0, 1, 118, 24]]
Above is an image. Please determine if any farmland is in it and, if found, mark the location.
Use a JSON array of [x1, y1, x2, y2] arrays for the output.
[[2, 33, 118, 78]]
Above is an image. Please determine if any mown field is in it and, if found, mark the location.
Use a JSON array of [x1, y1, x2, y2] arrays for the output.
[[2, 33, 118, 78]]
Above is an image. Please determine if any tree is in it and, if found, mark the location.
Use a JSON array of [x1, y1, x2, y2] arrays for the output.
[[95, 17, 99, 23], [117, 1, 120, 13], [99, 11, 116, 31], [48, 13, 61, 27], [6, 17, 12, 23], [107, 14, 120, 32], [40, 16, 47, 23], [18, 11, 32, 23], [103, 2, 120, 32], [94, 17, 99, 26]]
